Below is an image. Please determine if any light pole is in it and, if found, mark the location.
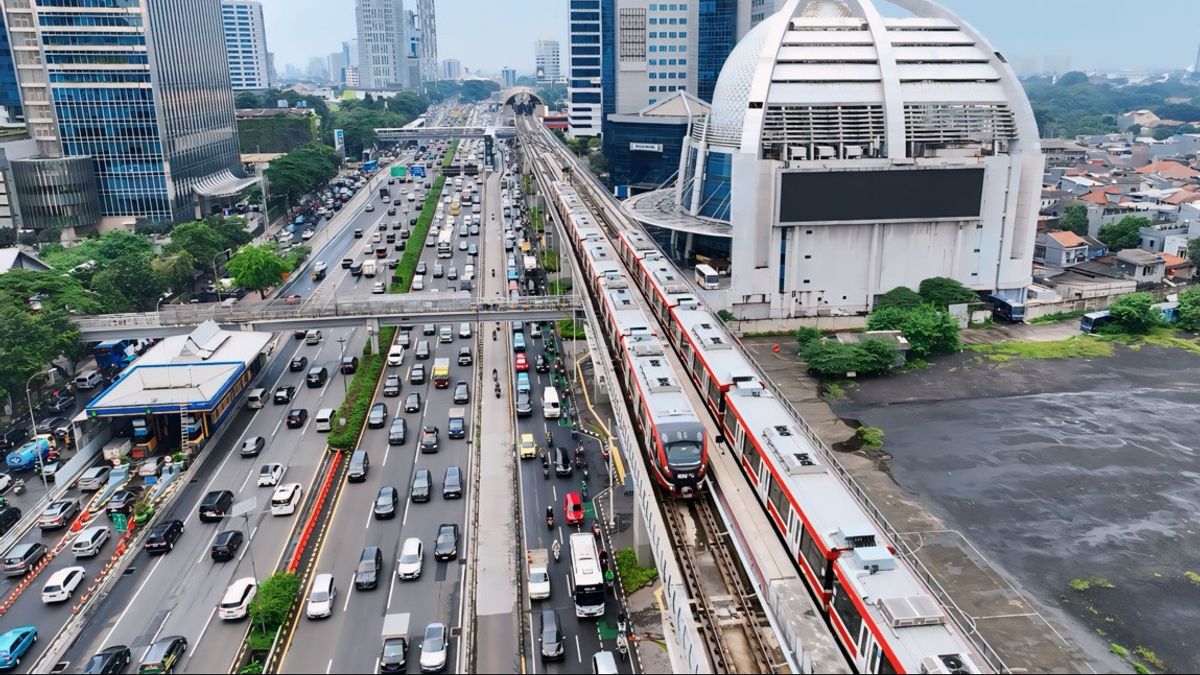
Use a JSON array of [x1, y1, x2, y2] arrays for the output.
[[26, 369, 56, 490], [337, 336, 348, 395], [212, 248, 232, 302]]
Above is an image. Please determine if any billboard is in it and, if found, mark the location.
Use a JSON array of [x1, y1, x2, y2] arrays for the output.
[[630, 142, 663, 152], [334, 129, 345, 153], [777, 168, 985, 223]]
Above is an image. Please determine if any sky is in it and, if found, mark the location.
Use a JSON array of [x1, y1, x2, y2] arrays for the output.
[[260, 0, 1200, 78]]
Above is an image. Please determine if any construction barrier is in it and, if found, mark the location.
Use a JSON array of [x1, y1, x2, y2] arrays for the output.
[[287, 452, 343, 574]]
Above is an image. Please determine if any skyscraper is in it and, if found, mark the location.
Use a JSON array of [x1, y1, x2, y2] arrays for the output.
[[415, 0, 438, 85], [2, 0, 247, 227], [441, 59, 462, 81], [404, 9, 423, 89], [567, 0, 604, 138], [222, 0, 272, 91], [502, 68, 518, 89], [356, 0, 409, 90], [535, 39, 561, 83], [0, 11, 22, 124]]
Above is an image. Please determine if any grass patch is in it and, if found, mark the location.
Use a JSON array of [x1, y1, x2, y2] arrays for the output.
[[1109, 644, 1128, 657], [1133, 664, 1150, 675], [557, 318, 586, 340], [1069, 576, 1116, 592], [967, 336, 1114, 362], [742, 329, 795, 338], [1030, 309, 1087, 325], [247, 628, 274, 651], [1135, 647, 1164, 669], [441, 139, 459, 169], [239, 659, 265, 674], [390, 174, 445, 293], [823, 381, 846, 401], [616, 548, 659, 593], [857, 426, 885, 448], [326, 326, 396, 451], [540, 247, 559, 272], [548, 278, 572, 296], [531, 206, 544, 233], [1185, 570, 1200, 586]]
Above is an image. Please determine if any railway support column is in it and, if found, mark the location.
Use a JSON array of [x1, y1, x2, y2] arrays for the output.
[[367, 318, 380, 354], [632, 496, 654, 567]]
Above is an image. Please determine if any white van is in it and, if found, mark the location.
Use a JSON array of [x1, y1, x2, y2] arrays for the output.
[[305, 329, 322, 345], [74, 369, 103, 390], [542, 387, 561, 419], [315, 408, 335, 432], [219, 577, 258, 620], [387, 345, 406, 367], [247, 387, 267, 409], [270, 483, 303, 516], [411, 274, 425, 291]]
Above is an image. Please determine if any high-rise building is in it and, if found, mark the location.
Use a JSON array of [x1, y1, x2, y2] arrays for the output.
[[1, 0, 248, 228], [404, 10, 423, 89], [222, 0, 272, 91], [328, 52, 349, 85], [307, 57, 330, 82], [535, 39, 561, 83], [345, 66, 361, 88], [741, 0, 787, 34], [415, 0, 438, 85], [502, 68, 518, 88], [356, 0, 409, 90], [567, 0, 605, 138], [441, 59, 462, 81], [0, 12, 22, 124]]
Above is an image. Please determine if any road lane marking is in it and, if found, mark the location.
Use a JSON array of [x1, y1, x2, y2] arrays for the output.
[[150, 609, 171, 643], [102, 554, 165, 644], [239, 526, 258, 561], [386, 567, 397, 610], [193, 607, 217, 653], [326, 659, 333, 674], [343, 574, 353, 611], [575, 634, 583, 663], [272, 417, 283, 437]]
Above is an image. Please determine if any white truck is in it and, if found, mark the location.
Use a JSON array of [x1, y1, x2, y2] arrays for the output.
[[102, 438, 132, 464], [527, 548, 550, 600], [362, 259, 377, 278], [380, 613, 410, 672], [523, 254, 538, 274]]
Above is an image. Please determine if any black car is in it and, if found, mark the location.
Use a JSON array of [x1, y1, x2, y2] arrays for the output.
[[354, 546, 383, 590], [294, 329, 308, 339], [411, 468, 432, 503], [374, 486, 399, 519], [457, 347, 473, 366], [382, 375, 401, 397], [106, 488, 143, 516], [535, 354, 549, 373], [274, 385, 295, 404], [404, 392, 421, 413], [340, 356, 359, 374], [139, 635, 187, 674], [144, 519, 184, 555], [43, 393, 76, 415], [36, 416, 67, 434], [240, 436, 266, 457], [539, 610, 565, 661], [354, 228, 363, 238], [210, 530, 244, 562], [289, 356, 309, 372], [388, 418, 407, 446], [420, 426, 439, 453], [0, 425, 29, 451], [443, 465, 463, 499], [409, 364, 425, 385], [368, 402, 388, 429], [434, 523, 459, 561], [341, 258, 354, 269], [82, 644, 131, 674], [453, 381, 470, 404], [554, 447, 573, 477], [415, 262, 427, 276], [286, 409, 308, 428]]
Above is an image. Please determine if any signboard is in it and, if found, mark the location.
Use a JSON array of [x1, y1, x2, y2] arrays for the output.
[[112, 513, 128, 533], [334, 129, 346, 154], [629, 142, 663, 152], [391, 165, 406, 177]]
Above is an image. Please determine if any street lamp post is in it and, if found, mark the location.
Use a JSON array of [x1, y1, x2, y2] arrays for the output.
[[212, 248, 232, 302], [337, 336, 348, 395], [25, 369, 56, 490]]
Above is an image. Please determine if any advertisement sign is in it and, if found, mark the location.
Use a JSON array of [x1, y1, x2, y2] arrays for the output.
[[334, 129, 345, 153], [629, 142, 663, 152]]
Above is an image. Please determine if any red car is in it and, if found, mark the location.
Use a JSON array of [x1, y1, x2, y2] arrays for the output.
[[564, 492, 584, 526], [514, 353, 528, 372]]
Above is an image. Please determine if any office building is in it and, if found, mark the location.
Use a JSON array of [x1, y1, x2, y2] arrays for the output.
[[2, 0, 249, 229], [356, 0, 411, 90], [567, 0, 605, 137], [0, 12, 21, 124], [742, 0, 787, 33], [441, 59, 462, 81], [329, 51, 349, 85], [535, 39, 562, 83], [222, 0, 272, 91], [404, 9, 423, 89], [306, 57, 330, 82], [415, 0, 438, 85], [624, 0, 1043, 322], [502, 68, 519, 88], [345, 66, 361, 88]]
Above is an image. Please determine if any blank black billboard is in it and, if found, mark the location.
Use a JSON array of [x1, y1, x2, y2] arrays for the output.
[[778, 168, 985, 223]]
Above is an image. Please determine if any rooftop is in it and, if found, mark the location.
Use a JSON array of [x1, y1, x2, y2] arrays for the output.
[[1046, 231, 1087, 248], [0, 249, 51, 274], [1135, 160, 1200, 180], [1116, 248, 1164, 266]]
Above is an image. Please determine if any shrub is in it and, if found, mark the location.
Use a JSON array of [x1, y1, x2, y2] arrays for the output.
[[615, 548, 659, 593], [1107, 292, 1161, 334], [326, 327, 395, 450], [801, 338, 896, 377], [866, 306, 908, 331], [795, 326, 821, 348], [918, 276, 979, 309], [391, 175, 445, 292], [898, 305, 960, 358], [857, 426, 885, 448], [557, 319, 586, 340], [875, 286, 924, 310], [1176, 287, 1200, 332], [248, 572, 300, 633]]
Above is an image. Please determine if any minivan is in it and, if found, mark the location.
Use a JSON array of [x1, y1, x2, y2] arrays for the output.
[[415, 340, 430, 360], [305, 330, 322, 345], [270, 483, 303, 516], [75, 369, 103, 390], [3, 542, 45, 577], [457, 347, 473, 366], [411, 274, 425, 291], [306, 366, 328, 388], [199, 490, 234, 523], [72, 526, 110, 558], [315, 408, 335, 432], [539, 610, 565, 661], [591, 651, 620, 674], [348, 449, 370, 482], [247, 387, 267, 409], [219, 577, 257, 621]]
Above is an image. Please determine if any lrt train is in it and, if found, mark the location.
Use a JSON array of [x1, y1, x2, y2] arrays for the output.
[[544, 177, 990, 674]]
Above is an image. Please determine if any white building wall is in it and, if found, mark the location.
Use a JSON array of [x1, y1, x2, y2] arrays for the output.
[[222, 0, 271, 91]]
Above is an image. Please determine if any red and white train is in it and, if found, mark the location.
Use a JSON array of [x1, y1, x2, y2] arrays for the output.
[[545, 176, 990, 674]]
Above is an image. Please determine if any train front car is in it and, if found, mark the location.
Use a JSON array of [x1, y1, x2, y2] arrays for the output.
[[655, 419, 708, 497]]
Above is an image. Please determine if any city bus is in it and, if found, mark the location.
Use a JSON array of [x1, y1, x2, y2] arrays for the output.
[[437, 230, 453, 259], [693, 264, 720, 290], [569, 532, 606, 618], [1080, 311, 1112, 334], [94, 340, 135, 371]]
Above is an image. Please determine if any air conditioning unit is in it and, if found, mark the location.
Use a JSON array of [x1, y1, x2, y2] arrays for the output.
[[920, 653, 981, 674]]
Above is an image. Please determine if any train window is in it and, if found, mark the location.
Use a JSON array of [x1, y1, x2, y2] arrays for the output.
[[766, 475, 791, 523], [721, 406, 738, 440], [706, 378, 720, 407], [868, 643, 882, 674], [743, 437, 760, 476], [831, 576, 864, 639], [877, 653, 898, 675], [798, 528, 826, 581]]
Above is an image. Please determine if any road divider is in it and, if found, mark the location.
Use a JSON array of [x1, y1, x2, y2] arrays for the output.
[[390, 174, 447, 293], [326, 327, 397, 450]]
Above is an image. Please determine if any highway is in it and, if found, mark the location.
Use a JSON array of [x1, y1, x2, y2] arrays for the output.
[[279, 136, 488, 674]]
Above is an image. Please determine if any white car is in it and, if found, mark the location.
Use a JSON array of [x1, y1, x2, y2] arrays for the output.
[[306, 573, 336, 619], [387, 345, 405, 367], [363, 243, 374, 255], [373, 282, 385, 294], [41, 566, 85, 603], [257, 463, 284, 487], [72, 526, 111, 558], [0, 474, 11, 494], [218, 577, 257, 621], [396, 537, 423, 580], [420, 623, 448, 672]]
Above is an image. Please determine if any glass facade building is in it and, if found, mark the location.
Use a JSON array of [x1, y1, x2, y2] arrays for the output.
[[0, 12, 21, 123], [696, 0, 736, 103], [222, 0, 271, 91], [604, 119, 689, 193], [3, 0, 244, 225], [567, 0, 603, 137]]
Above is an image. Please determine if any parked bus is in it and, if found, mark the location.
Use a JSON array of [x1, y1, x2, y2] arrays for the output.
[[1080, 311, 1112, 334], [437, 230, 453, 259], [94, 340, 135, 371], [694, 264, 720, 290], [569, 532, 605, 618]]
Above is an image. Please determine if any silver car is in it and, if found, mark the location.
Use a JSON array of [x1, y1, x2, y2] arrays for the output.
[[71, 526, 111, 558], [420, 623, 448, 672]]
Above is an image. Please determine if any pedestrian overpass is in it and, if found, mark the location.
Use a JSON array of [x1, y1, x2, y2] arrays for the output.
[[73, 295, 582, 341]]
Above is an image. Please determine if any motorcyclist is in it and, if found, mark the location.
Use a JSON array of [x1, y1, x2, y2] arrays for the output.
[[552, 540, 561, 561], [545, 505, 554, 526]]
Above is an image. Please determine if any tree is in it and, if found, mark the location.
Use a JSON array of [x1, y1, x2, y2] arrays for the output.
[[0, 305, 81, 403], [235, 91, 263, 109], [866, 305, 908, 331], [153, 253, 197, 295], [167, 221, 226, 277], [265, 144, 341, 203], [248, 572, 300, 633], [795, 327, 820, 348], [0, 269, 104, 315], [875, 286, 924, 311], [1107, 292, 1161, 334], [918, 277, 979, 309], [1060, 204, 1090, 236], [1178, 287, 1200, 332], [226, 244, 289, 298], [1096, 215, 1148, 251], [898, 305, 960, 358], [91, 253, 167, 312], [802, 338, 896, 378], [1188, 236, 1200, 264]]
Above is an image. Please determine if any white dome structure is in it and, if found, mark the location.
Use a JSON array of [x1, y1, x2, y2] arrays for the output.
[[627, 0, 1044, 322]]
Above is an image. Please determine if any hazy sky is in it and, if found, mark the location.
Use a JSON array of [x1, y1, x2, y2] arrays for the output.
[[260, 0, 1200, 77]]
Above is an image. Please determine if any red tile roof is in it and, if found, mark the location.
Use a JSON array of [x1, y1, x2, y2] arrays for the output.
[[1162, 253, 1192, 268], [1047, 231, 1087, 247], [1079, 190, 1113, 205], [1135, 160, 1200, 180]]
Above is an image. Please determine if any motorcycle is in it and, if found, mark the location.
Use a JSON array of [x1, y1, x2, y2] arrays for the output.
[[552, 541, 561, 562], [12, 479, 25, 496], [492, 330, 497, 342], [592, 520, 602, 539], [545, 507, 554, 528]]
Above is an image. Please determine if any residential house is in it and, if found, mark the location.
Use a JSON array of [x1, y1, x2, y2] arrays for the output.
[[1081, 235, 1108, 259], [1162, 253, 1195, 281], [1114, 248, 1166, 285], [1034, 231, 1089, 269], [1041, 139, 1089, 169], [1135, 159, 1200, 182], [1139, 221, 1194, 256]]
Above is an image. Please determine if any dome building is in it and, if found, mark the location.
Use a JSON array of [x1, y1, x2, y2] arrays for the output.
[[625, 0, 1043, 321]]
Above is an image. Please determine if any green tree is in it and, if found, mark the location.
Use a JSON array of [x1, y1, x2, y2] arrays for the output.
[[235, 91, 263, 109], [866, 305, 908, 331], [0, 305, 81, 403], [1060, 204, 1090, 236], [248, 572, 300, 633], [875, 286, 924, 310], [802, 338, 896, 378], [1177, 287, 1200, 332], [0, 269, 104, 315], [795, 327, 821, 348], [167, 221, 226, 277], [265, 144, 341, 204], [898, 305, 960, 358], [91, 252, 167, 312], [918, 277, 979, 309], [1096, 215, 1148, 251], [153, 253, 197, 295], [1187, 236, 1200, 264], [226, 244, 290, 298], [1107, 292, 1161, 334]]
